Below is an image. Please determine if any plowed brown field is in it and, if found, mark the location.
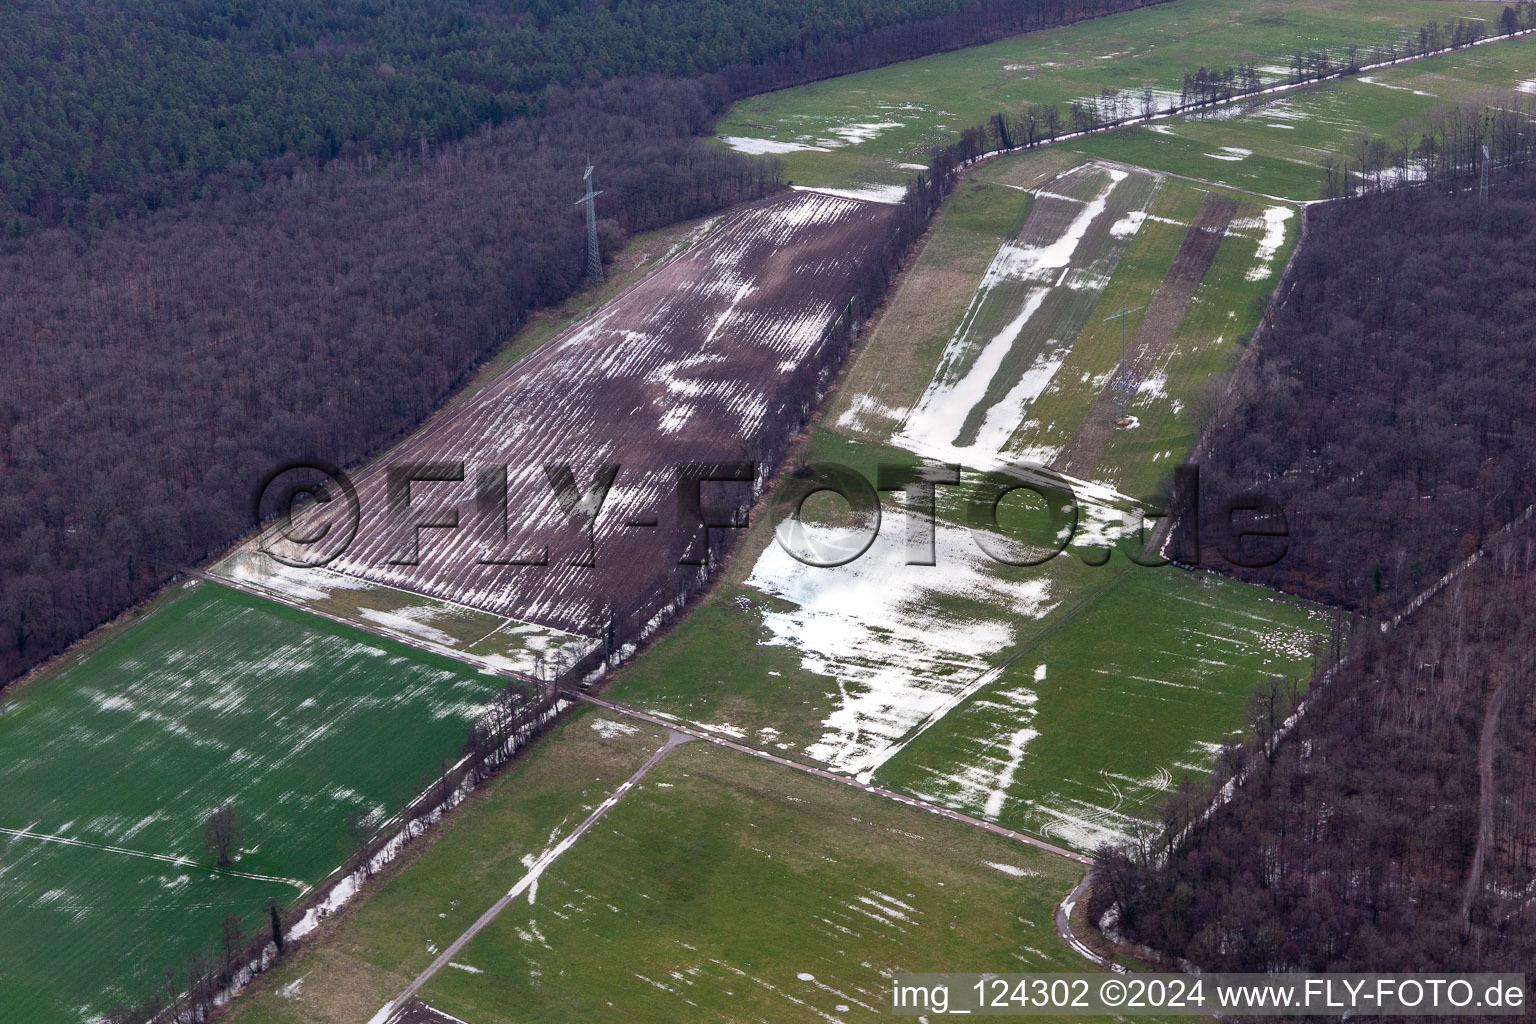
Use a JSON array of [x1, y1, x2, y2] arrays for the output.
[[271, 190, 902, 649]]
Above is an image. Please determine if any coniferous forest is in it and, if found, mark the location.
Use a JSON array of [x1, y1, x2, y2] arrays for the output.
[[0, 0, 1161, 230]]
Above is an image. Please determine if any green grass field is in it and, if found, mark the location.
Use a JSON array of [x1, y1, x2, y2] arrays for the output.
[[875, 568, 1324, 851], [0, 581, 507, 1022], [228, 714, 1163, 1024], [1069, 33, 1536, 198], [717, 0, 1507, 189], [610, 551, 1321, 855], [416, 741, 1091, 1023], [825, 150, 1295, 488], [227, 707, 673, 1024], [212, 550, 597, 676]]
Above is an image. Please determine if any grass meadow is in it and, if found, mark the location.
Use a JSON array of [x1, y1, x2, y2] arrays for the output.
[[417, 741, 1093, 1023], [716, 0, 1509, 189], [0, 582, 505, 1022], [1069, 33, 1536, 197], [227, 707, 673, 1024]]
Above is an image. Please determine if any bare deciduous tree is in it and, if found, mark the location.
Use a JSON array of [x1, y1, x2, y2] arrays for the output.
[[204, 803, 243, 868]]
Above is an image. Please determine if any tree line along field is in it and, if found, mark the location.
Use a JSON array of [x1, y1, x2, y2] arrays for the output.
[[0, 581, 512, 1023], [714, 0, 1525, 193], [17, 2, 1529, 1018], [1069, 31, 1536, 199], [604, 146, 1327, 854], [225, 710, 1165, 1024]]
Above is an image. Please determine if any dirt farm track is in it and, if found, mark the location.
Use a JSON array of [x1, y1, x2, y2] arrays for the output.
[[272, 189, 904, 647]]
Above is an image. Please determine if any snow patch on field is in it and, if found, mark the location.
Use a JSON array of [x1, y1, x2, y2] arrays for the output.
[[793, 184, 908, 205], [591, 718, 637, 739], [1239, 205, 1294, 282], [900, 682, 1042, 818], [827, 120, 904, 145], [719, 136, 828, 155], [896, 168, 1135, 468], [1358, 75, 1435, 97], [1035, 798, 1137, 851], [985, 861, 1039, 878], [744, 510, 1056, 775], [890, 163, 1159, 479], [355, 606, 458, 647], [982, 723, 1039, 818], [1109, 210, 1146, 237], [720, 117, 904, 158], [1136, 369, 1168, 401], [218, 551, 371, 603], [836, 392, 908, 433]]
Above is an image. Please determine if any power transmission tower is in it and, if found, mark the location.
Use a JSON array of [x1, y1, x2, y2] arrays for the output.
[[575, 160, 604, 284], [1104, 298, 1146, 423]]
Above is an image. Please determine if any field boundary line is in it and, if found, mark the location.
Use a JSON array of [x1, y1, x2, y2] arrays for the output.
[[0, 825, 309, 891], [369, 729, 696, 1023], [462, 618, 516, 651], [930, 23, 1536, 194], [1087, 158, 1302, 207], [188, 570, 555, 686], [576, 694, 1092, 866], [217, 556, 592, 650]]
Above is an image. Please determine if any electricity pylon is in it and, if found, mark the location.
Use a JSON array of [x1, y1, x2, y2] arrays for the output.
[[575, 161, 603, 284]]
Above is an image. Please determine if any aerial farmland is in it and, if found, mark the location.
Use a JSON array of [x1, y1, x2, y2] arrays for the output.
[[259, 190, 906, 644], [4, 0, 1534, 1020]]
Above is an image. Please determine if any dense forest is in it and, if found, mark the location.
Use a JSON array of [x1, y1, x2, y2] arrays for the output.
[[1190, 175, 1536, 612], [1093, 175, 1536, 976], [1095, 547, 1536, 974], [0, 0, 1165, 690], [1, 0, 1164, 228], [0, 78, 775, 687]]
